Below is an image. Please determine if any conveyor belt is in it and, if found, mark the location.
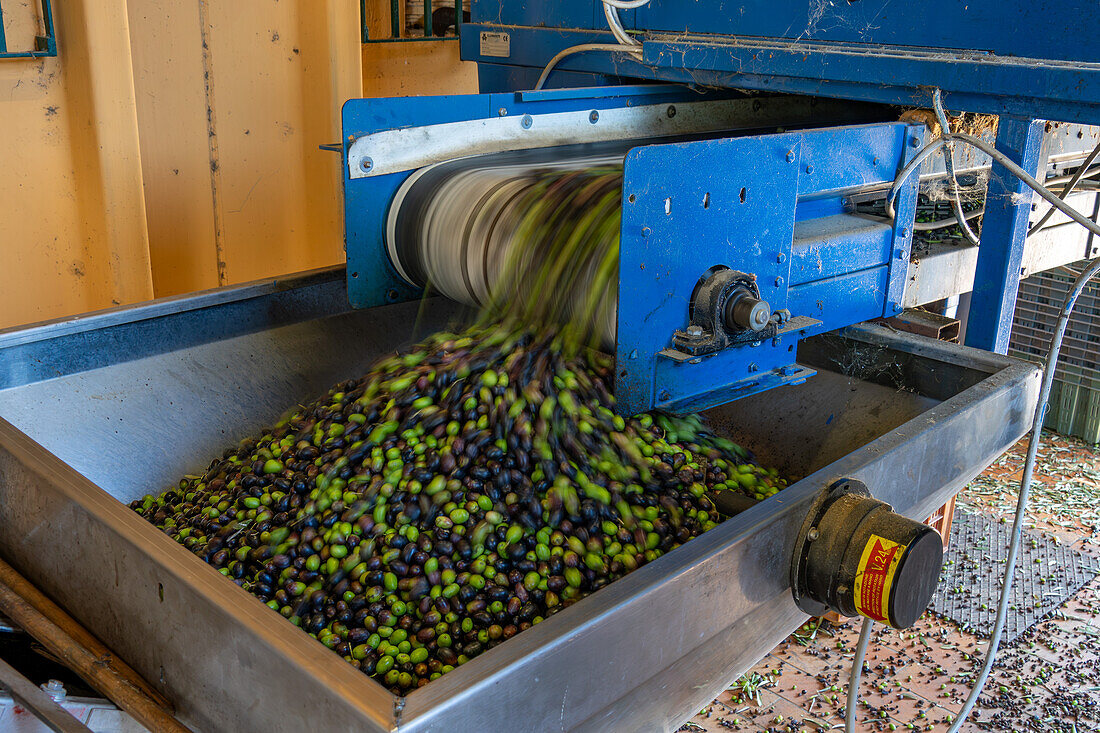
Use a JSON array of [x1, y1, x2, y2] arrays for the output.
[[386, 146, 628, 344]]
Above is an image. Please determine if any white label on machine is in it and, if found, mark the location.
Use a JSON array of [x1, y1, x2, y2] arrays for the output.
[[480, 31, 510, 58]]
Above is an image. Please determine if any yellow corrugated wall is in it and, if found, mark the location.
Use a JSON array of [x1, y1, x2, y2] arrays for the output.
[[0, 0, 477, 331]]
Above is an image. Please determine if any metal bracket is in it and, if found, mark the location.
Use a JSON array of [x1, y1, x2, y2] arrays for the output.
[[659, 315, 820, 364], [347, 98, 788, 179]]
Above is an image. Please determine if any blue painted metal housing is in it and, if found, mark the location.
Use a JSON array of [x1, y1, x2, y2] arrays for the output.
[[343, 86, 921, 414], [616, 122, 920, 415], [458, 0, 1100, 356], [460, 0, 1100, 124]]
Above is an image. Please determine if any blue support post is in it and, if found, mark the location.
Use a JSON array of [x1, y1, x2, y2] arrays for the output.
[[964, 117, 1046, 353]]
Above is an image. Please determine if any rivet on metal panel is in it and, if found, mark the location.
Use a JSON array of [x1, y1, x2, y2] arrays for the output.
[[776, 252, 786, 264], [666, 105, 676, 118], [786, 150, 795, 163], [521, 114, 533, 129], [359, 157, 374, 172], [909, 136, 921, 148], [774, 276, 784, 287], [589, 110, 599, 124]]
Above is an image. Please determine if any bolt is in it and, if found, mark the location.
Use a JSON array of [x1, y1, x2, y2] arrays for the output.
[[772, 337, 781, 347], [805, 164, 814, 174], [775, 276, 784, 287], [895, 248, 905, 260], [899, 227, 909, 238], [659, 390, 671, 401], [748, 363, 758, 373], [628, 349, 638, 359], [873, 156, 880, 165], [786, 150, 795, 163], [498, 107, 508, 117], [807, 528, 820, 541], [641, 226, 651, 237], [666, 105, 676, 118], [359, 157, 373, 173], [686, 325, 704, 338], [777, 252, 787, 264], [589, 110, 599, 124]]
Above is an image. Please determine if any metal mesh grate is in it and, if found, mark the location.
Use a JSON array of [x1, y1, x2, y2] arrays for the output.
[[929, 510, 1100, 645]]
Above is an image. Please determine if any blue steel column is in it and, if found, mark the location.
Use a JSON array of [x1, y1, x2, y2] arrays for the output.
[[964, 117, 1045, 353]]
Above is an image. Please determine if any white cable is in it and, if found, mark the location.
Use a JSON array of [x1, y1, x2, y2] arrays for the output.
[[601, 0, 652, 8], [603, 2, 640, 46], [845, 618, 874, 732], [885, 135, 1100, 240], [931, 90, 981, 246], [533, 43, 641, 90]]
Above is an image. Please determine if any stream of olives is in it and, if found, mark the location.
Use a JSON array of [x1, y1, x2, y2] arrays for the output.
[[130, 167, 787, 694]]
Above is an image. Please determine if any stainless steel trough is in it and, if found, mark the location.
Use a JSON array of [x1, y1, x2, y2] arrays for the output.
[[0, 267, 1039, 732]]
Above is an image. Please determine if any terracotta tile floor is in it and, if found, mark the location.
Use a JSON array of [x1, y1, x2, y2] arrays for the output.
[[683, 432, 1100, 733]]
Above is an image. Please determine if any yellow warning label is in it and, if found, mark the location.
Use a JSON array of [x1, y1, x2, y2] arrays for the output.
[[853, 534, 906, 623]]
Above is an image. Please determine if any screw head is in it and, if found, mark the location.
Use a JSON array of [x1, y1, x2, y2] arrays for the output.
[[521, 114, 533, 129], [910, 136, 922, 147], [805, 164, 814, 174], [589, 110, 599, 123], [498, 107, 508, 117], [359, 157, 373, 172], [807, 528, 820, 541], [667, 105, 677, 118], [659, 390, 671, 401]]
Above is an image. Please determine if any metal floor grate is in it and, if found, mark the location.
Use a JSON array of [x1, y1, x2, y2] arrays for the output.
[[929, 510, 1100, 645]]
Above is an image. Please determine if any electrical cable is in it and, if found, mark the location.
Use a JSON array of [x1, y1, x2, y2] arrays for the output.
[[1027, 141, 1100, 236], [533, 43, 641, 90], [603, 1, 640, 47], [847, 119, 1100, 731], [932, 90, 981, 245], [533, 0, 647, 90], [885, 134, 1100, 240], [845, 617, 874, 731]]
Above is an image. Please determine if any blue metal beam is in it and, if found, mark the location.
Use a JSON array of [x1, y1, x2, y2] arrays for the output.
[[964, 117, 1046, 353]]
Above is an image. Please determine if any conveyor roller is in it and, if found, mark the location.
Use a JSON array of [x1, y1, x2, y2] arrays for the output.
[[386, 149, 625, 344]]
